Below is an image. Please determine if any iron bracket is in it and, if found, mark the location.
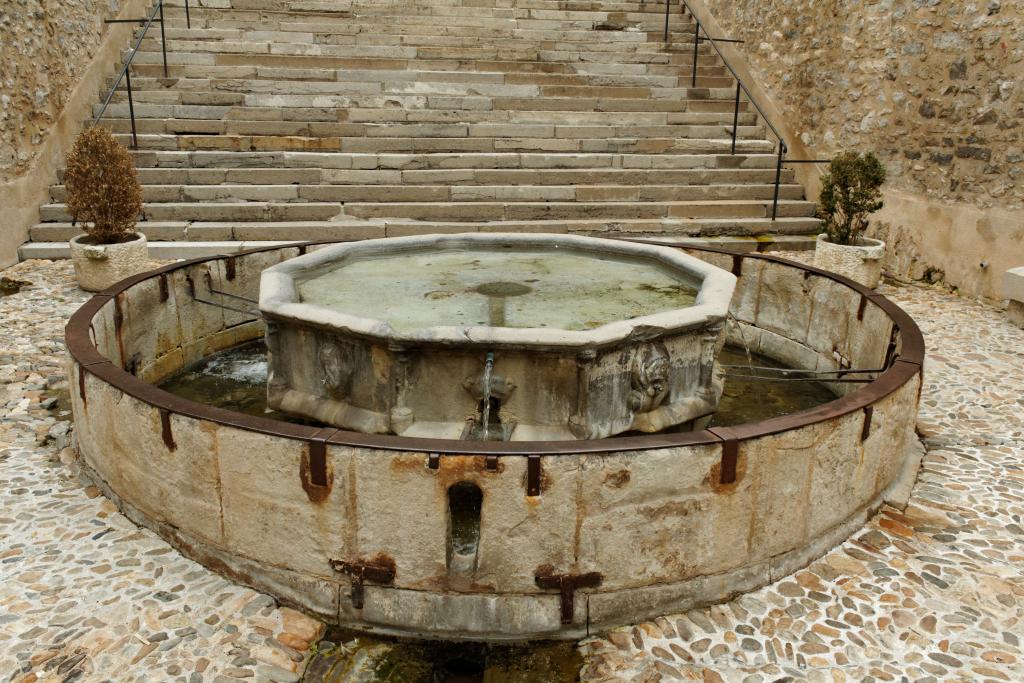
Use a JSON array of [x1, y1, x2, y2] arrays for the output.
[[731, 253, 743, 277], [330, 558, 397, 609], [301, 428, 336, 502], [78, 366, 87, 404], [159, 408, 176, 451], [527, 455, 542, 496], [535, 568, 603, 624], [720, 439, 739, 484], [861, 406, 874, 442], [186, 272, 258, 318]]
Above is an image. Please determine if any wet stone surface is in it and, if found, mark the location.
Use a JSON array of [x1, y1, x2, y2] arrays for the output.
[[1, 258, 1022, 682]]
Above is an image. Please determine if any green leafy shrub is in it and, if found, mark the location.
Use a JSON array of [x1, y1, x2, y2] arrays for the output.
[[64, 127, 143, 244], [817, 151, 887, 246]]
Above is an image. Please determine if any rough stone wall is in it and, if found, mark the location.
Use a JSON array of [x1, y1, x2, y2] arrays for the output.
[[705, 0, 1023, 210], [0, 0, 122, 182]]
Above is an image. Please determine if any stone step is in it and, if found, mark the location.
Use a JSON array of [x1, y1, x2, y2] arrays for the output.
[[139, 21, 701, 42], [96, 119, 766, 142], [334, 199, 816, 221], [19, 234, 818, 261], [125, 43, 720, 67], [58, 165, 794, 186], [133, 36, 710, 60], [38, 198, 814, 223], [107, 133, 776, 154], [103, 76, 740, 101], [29, 216, 820, 243], [160, 0, 677, 10], [50, 182, 805, 203], [160, 0, 682, 17], [125, 60, 730, 82], [99, 102, 754, 125], [153, 7, 692, 30], [175, 3, 689, 19], [125, 53, 724, 82], [122, 150, 787, 170], [99, 95, 752, 118], [117, 65, 732, 89]]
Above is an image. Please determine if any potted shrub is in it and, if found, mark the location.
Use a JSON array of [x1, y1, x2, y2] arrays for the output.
[[813, 151, 888, 288], [65, 127, 147, 292]]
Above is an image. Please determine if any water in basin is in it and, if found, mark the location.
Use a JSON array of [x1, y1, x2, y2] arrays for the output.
[[159, 342, 837, 428], [296, 248, 699, 332]]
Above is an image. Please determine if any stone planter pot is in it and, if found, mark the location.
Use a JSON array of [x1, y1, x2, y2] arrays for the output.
[[814, 234, 885, 289], [70, 232, 149, 292]]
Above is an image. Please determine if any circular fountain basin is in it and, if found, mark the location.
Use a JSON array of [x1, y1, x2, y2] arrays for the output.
[[66, 241, 924, 642], [259, 234, 737, 440]]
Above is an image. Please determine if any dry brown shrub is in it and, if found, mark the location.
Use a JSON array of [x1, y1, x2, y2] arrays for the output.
[[64, 126, 143, 244]]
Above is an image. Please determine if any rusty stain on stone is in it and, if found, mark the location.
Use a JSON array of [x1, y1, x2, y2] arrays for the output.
[[300, 442, 333, 503], [603, 469, 631, 488], [706, 454, 747, 493]]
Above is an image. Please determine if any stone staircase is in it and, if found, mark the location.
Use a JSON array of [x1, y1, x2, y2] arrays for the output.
[[22, 0, 820, 259]]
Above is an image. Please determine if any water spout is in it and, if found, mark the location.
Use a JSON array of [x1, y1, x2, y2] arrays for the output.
[[480, 351, 495, 441]]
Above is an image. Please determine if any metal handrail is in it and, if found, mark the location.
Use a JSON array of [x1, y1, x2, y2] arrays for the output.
[[93, 0, 191, 149], [649, 0, 829, 220]]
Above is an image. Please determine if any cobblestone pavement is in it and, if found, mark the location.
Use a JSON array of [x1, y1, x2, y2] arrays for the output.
[[1, 259, 1022, 682], [0, 262, 323, 683], [580, 258, 1024, 682]]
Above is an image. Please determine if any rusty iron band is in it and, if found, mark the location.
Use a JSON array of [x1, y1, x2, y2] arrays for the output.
[[65, 241, 925, 458]]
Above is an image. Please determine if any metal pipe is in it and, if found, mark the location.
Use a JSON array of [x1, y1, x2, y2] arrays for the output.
[[691, 20, 700, 87], [676, 0, 786, 149], [731, 81, 740, 155], [724, 374, 875, 384], [159, 0, 168, 78], [720, 365, 886, 376], [93, 0, 165, 125], [185, 0, 191, 29], [771, 142, 786, 221], [126, 69, 138, 149], [663, 0, 671, 42]]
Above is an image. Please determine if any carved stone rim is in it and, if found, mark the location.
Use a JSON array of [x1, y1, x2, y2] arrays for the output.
[[258, 233, 737, 350]]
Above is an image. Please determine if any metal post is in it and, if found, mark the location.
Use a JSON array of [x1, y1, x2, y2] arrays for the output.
[[731, 81, 741, 154], [185, 0, 191, 29], [126, 69, 138, 149], [771, 142, 786, 221], [663, 0, 671, 42], [691, 20, 700, 87], [159, 0, 168, 78]]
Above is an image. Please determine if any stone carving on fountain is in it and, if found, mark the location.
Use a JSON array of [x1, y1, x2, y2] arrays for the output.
[[258, 233, 737, 441]]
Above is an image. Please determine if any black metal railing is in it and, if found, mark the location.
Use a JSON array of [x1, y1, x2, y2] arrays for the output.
[[647, 0, 828, 220], [93, 0, 191, 149]]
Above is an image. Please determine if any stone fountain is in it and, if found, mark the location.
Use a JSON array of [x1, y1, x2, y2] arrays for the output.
[[258, 234, 737, 440], [68, 240, 925, 640]]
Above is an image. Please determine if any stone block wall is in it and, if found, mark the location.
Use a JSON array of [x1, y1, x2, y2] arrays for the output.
[[701, 0, 1024, 299], [0, 0, 123, 180], [705, 0, 1022, 208], [0, 0, 150, 268]]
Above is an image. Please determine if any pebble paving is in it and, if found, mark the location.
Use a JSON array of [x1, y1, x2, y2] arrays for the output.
[[1, 258, 1022, 682], [0, 262, 323, 683], [579, 257, 1024, 682]]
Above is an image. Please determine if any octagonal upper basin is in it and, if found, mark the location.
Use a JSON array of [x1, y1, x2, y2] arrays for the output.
[[259, 234, 737, 440]]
